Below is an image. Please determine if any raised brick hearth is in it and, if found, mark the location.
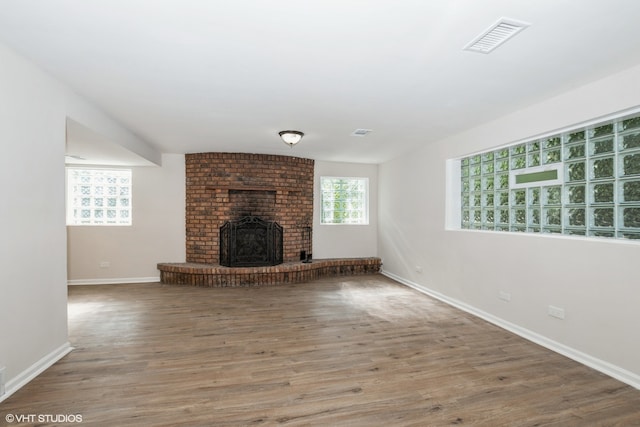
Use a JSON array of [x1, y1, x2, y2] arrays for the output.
[[158, 258, 382, 287]]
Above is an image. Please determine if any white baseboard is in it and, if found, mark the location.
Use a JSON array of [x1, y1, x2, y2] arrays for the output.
[[381, 269, 640, 391], [67, 276, 160, 286], [0, 342, 73, 403]]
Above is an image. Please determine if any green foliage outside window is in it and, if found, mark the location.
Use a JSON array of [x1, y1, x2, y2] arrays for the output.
[[320, 177, 368, 225]]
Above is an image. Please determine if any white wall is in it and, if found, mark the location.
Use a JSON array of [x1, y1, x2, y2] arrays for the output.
[[67, 154, 185, 283], [0, 44, 69, 400], [0, 41, 162, 402], [313, 161, 378, 258], [378, 64, 640, 388]]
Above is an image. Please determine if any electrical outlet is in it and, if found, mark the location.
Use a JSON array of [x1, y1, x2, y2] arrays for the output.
[[0, 366, 6, 396], [498, 291, 511, 302], [99, 261, 110, 268], [415, 266, 423, 273], [548, 305, 565, 320]]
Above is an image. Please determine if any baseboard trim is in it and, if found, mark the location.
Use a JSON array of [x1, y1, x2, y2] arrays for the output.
[[0, 342, 73, 403], [67, 276, 160, 286], [381, 269, 640, 391]]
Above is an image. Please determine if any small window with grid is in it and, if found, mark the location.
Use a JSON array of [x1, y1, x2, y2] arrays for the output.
[[66, 168, 132, 226], [320, 177, 369, 225]]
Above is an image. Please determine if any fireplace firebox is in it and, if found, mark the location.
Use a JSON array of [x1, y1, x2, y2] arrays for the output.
[[219, 216, 283, 267]]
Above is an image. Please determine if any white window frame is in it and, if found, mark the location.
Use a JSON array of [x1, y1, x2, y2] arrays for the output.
[[510, 164, 564, 189], [320, 176, 369, 225], [66, 167, 133, 226]]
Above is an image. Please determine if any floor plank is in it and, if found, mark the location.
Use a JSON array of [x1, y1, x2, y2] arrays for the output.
[[1, 275, 639, 426]]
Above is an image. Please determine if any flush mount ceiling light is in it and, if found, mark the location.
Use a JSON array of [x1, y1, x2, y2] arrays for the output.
[[464, 17, 530, 54], [279, 130, 304, 147]]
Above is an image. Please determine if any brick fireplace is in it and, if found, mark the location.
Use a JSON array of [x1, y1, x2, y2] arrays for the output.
[[185, 152, 314, 265], [158, 152, 381, 286]]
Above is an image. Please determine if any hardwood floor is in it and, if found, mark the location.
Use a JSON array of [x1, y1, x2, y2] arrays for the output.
[[2, 275, 639, 426]]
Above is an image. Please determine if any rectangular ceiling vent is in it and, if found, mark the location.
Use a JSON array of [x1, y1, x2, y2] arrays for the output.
[[351, 129, 373, 137], [464, 17, 530, 54]]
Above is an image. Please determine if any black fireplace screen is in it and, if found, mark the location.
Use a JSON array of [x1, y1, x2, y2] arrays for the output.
[[219, 216, 283, 267]]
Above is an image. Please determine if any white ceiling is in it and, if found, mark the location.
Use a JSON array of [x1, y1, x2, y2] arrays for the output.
[[2, 0, 640, 165]]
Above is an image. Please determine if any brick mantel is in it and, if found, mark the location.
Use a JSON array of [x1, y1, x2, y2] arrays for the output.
[[185, 152, 314, 264], [204, 185, 277, 192]]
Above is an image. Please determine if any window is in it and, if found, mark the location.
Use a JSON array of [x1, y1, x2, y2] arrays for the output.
[[66, 168, 132, 226], [460, 111, 640, 240], [320, 177, 368, 225]]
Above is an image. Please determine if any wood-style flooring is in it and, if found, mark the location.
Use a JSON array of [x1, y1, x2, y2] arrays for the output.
[[2, 275, 639, 426]]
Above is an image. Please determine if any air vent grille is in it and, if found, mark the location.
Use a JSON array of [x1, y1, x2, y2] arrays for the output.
[[464, 18, 530, 54]]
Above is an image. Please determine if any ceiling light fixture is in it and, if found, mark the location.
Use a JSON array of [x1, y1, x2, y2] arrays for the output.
[[279, 130, 304, 147]]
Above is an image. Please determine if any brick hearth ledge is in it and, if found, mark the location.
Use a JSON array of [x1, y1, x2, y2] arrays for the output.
[[157, 258, 382, 287]]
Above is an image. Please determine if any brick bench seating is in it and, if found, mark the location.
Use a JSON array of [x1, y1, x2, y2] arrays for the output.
[[157, 257, 382, 287]]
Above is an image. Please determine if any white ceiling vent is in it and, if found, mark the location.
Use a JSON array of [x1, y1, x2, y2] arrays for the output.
[[351, 129, 373, 137], [464, 18, 530, 54]]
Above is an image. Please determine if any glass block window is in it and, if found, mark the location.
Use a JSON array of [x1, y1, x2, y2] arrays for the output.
[[460, 111, 640, 240], [320, 177, 368, 225], [67, 168, 132, 226]]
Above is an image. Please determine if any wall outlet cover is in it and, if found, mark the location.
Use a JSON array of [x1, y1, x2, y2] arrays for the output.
[[0, 366, 5, 396], [548, 305, 565, 319], [499, 291, 511, 302]]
